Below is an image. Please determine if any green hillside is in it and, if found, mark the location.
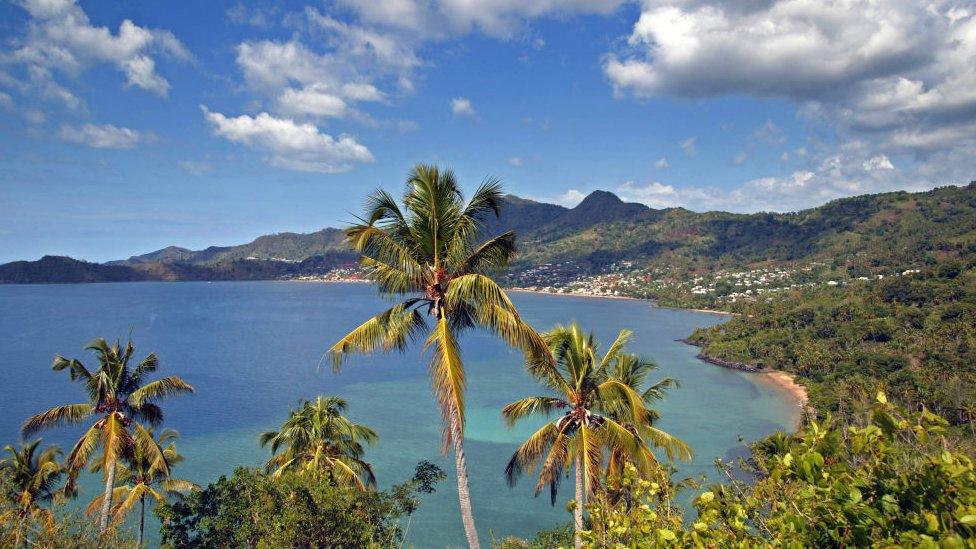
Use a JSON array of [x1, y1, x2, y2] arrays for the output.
[[2, 182, 974, 285]]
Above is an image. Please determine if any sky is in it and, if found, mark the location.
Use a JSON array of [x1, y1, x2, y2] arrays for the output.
[[1, 0, 974, 263]]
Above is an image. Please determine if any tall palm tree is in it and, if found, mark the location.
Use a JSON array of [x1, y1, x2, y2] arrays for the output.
[[260, 396, 378, 490], [21, 337, 194, 533], [329, 164, 549, 549], [0, 440, 66, 517], [502, 323, 691, 549], [87, 425, 197, 546]]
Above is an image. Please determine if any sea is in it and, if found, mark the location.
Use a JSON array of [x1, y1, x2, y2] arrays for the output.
[[0, 281, 799, 547]]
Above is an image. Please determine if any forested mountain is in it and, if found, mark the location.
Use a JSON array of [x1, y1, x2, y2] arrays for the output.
[[1, 182, 974, 283]]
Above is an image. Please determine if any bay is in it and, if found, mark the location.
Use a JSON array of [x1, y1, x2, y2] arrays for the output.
[[0, 281, 797, 547]]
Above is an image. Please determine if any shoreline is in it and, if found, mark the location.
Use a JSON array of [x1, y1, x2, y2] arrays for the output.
[[506, 288, 641, 301], [754, 370, 809, 424]]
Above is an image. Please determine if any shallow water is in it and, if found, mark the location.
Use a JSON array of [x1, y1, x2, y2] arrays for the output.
[[0, 281, 797, 547]]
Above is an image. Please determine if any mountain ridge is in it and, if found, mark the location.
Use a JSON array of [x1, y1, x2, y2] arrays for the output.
[[2, 184, 974, 284]]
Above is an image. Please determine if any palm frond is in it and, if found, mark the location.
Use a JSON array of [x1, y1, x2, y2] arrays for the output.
[[329, 302, 428, 369], [504, 422, 559, 487], [21, 404, 93, 438], [128, 376, 194, 407], [501, 397, 568, 427]]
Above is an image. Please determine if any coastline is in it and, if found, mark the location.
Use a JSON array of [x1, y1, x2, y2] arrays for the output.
[[686, 341, 808, 425], [511, 288, 807, 427], [506, 288, 641, 301], [754, 370, 809, 425]]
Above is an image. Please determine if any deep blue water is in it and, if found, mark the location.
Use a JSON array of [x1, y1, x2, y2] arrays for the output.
[[0, 282, 798, 547]]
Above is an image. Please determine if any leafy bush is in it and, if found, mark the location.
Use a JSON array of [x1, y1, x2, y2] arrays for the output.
[[583, 395, 976, 547], [157, 462, 443, 548]]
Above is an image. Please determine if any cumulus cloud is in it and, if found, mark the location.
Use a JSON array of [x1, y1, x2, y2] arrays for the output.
[[2, 0, 190, 101], [201, 106, 373, 173], [654, 157, 668, 169], [58, 123, 142, 149], [604, 0, 976, 210], [233, 8, 413, 123], [451, 97, 476, 117], [605, 0, 976, 155]]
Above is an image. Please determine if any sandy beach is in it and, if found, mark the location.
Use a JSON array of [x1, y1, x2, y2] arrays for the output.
[[754, 370, 809, 427]]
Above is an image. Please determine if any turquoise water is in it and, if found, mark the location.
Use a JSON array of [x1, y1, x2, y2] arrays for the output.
[[0, 282, 797, 547]]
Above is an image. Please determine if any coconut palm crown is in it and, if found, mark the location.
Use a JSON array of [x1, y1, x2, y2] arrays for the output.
[[0, 440, 67, 517], [329, 164, 550, 549], [21, 337, 193, 532], [502, 323, 692, 548], [87, 425, 196, 546], [260, 396, 377, 490]]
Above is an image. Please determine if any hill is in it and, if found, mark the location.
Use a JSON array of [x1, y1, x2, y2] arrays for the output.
[[2, 182, 974, 284]]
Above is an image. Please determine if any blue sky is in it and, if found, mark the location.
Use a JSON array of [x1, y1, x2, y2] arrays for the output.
[[1, 0, 974, 263]]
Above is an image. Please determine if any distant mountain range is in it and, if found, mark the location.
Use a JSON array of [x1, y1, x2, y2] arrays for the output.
[[2, 183, 974, 284]]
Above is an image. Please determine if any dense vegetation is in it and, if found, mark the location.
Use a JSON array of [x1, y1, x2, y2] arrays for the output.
[[687, 263, 976, 437], [573, 394, 976, 548], [157, 463, 444, 548]]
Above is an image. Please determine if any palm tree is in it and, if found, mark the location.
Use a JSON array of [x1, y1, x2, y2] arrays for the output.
[[329, 164, 549, 549], [87, 425, 196, 546], [0, 440, 68, 547], [21, 337, 194, 533], [502, 323, 691, 549], [260, 396, 378, 490], [0, 440, 66, 517]]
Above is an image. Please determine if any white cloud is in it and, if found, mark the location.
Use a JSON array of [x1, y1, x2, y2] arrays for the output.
[[58, 123, 142, 149], [278, 86, 349, 118], [616, 144, 950, 213], [508, 156, 525, 167], [604, 0, 976, 161], [201, 106, 373, 173], [732, 151, 748, 165], [233, 9, 410, 123], [451, 97, 476, 117], [557, 189, 587, 207], [3, 0, 190, 99], [680, 136, 696, 156], [654, 157, 668, 169], [603, 0, 976, 208]]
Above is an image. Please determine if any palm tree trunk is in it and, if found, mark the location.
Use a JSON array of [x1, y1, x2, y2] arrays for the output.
[[450, 411, 480, 549], [138, 494, 145, 547], [574, 450, 584, 549], [99, 457, 117, 533]]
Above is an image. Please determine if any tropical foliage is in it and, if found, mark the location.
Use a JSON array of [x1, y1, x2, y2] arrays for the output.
[[329, 163, 549, 548], [157, 462, 445, 548], [688, 263, 976, 436], [503, 323, 691, 547], [87, 426, 196, 546], [21, 337, 194, 532], [0, 440, 67, 518], [259, 396, 377, 489], [581, 394, 976, 547]]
